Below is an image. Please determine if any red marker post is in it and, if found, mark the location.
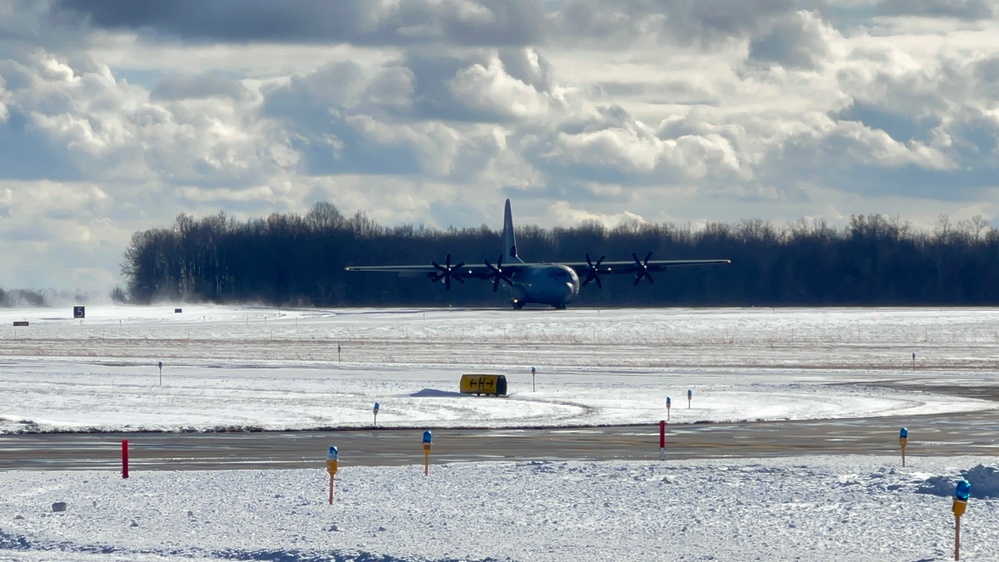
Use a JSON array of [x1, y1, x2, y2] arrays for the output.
[[122, 440, 129, 479], [659, 420, 666, 460]]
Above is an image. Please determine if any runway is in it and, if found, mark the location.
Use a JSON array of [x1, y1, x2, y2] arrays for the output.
[[2, 406, 997, 471]]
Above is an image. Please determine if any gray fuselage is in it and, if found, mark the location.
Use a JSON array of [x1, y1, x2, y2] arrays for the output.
[[509, 264, 580, 308]]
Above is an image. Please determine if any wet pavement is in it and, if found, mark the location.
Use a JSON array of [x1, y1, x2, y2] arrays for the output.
[[2, 398, 997, 471]]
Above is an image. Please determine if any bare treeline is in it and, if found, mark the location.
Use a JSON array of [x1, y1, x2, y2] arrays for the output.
[[0, 288, 47, 308], [121, 203, 999, 307]]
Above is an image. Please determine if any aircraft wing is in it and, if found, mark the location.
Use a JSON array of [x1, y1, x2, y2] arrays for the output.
[[562, 258, 731, 275], [346, 256, 540, 292], [344, 263, 495, 279], [346, 257, 730, 278], [346, 253, 730, 291], [559, 254, 731, 287]]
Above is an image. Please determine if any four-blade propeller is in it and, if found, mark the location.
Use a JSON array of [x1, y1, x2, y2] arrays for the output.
[[632, 251, 655, 285], [484, 255, 514, 292], [582, 253, 606, 288], [431, 253, 465, 291]]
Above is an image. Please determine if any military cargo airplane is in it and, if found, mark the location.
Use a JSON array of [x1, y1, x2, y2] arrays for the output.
[[345, 199, 730, 309]]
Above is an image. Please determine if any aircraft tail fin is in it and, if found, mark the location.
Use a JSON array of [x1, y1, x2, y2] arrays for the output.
[[502, 199, 524, 263]]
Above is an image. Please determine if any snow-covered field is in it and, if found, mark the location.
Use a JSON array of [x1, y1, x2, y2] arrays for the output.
[[2, 457, 998, 562], [2, 306, 998, 561], [2, 306, 998, 433]]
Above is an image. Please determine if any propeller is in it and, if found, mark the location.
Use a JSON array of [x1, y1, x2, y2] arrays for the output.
[[431, 253, 465, 291], [632, 251, 654, 285], [582, 253, 606, 288], [484, 254, 514, 292]]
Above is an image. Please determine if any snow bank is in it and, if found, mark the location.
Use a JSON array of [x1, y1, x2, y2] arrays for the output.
[[918, 464, 999, 499], [1, 456, 997, 561]]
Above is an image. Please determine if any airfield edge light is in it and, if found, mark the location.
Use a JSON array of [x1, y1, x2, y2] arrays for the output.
[[326, 446, 339, 505], [422, 431, 433, 476], [953, 479, 970, 560], [899, 427, 908, 467]]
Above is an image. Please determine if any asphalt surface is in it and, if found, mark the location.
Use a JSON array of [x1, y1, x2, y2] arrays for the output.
[[2, 380, 997, 472], [2, 404, 997, 472]]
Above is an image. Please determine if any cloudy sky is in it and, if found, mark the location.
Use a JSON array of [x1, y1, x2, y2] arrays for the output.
[[3, 0, 999, 292]]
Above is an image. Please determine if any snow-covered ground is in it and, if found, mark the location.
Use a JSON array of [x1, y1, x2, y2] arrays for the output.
[[2, 306, 998, 433], [2, 457, 998, 562], [1, 306, 998, 561]]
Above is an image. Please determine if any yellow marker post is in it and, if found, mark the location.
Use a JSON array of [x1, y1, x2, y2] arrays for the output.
[[326, 446, 339, 505], [422, 430, 433, 476], [899, 427, 908, 467], [953, 480, 970, 560]]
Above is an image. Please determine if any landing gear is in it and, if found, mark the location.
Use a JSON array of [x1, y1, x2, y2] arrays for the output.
[[512, 300, 524, 310], [554, 303, 566, 310]]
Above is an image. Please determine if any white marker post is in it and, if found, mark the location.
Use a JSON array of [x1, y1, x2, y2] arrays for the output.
[[373, 402, 380, 426], [531, 366, 536, 392], [326, 446, 339, 505], [666, 396, 671, 421], [338, 344, 342, 364], [687, 389, 692, 409], [158, 361, 163, 385]]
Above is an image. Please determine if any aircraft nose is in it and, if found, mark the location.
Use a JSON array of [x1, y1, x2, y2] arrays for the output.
[[564, 282, 578, 300]]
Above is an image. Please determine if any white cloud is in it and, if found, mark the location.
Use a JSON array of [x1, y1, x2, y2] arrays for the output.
[[0, 179, 127, 289], [747, 11, 840, 70], [345, 114, 463, 175], [448, 52, 564, 120], [547, 199, 649, 229], [174, 183, 294, 205], [544, 111, 749, 183], [3, 1, 999, 290], [552, 120, 664, 172]]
